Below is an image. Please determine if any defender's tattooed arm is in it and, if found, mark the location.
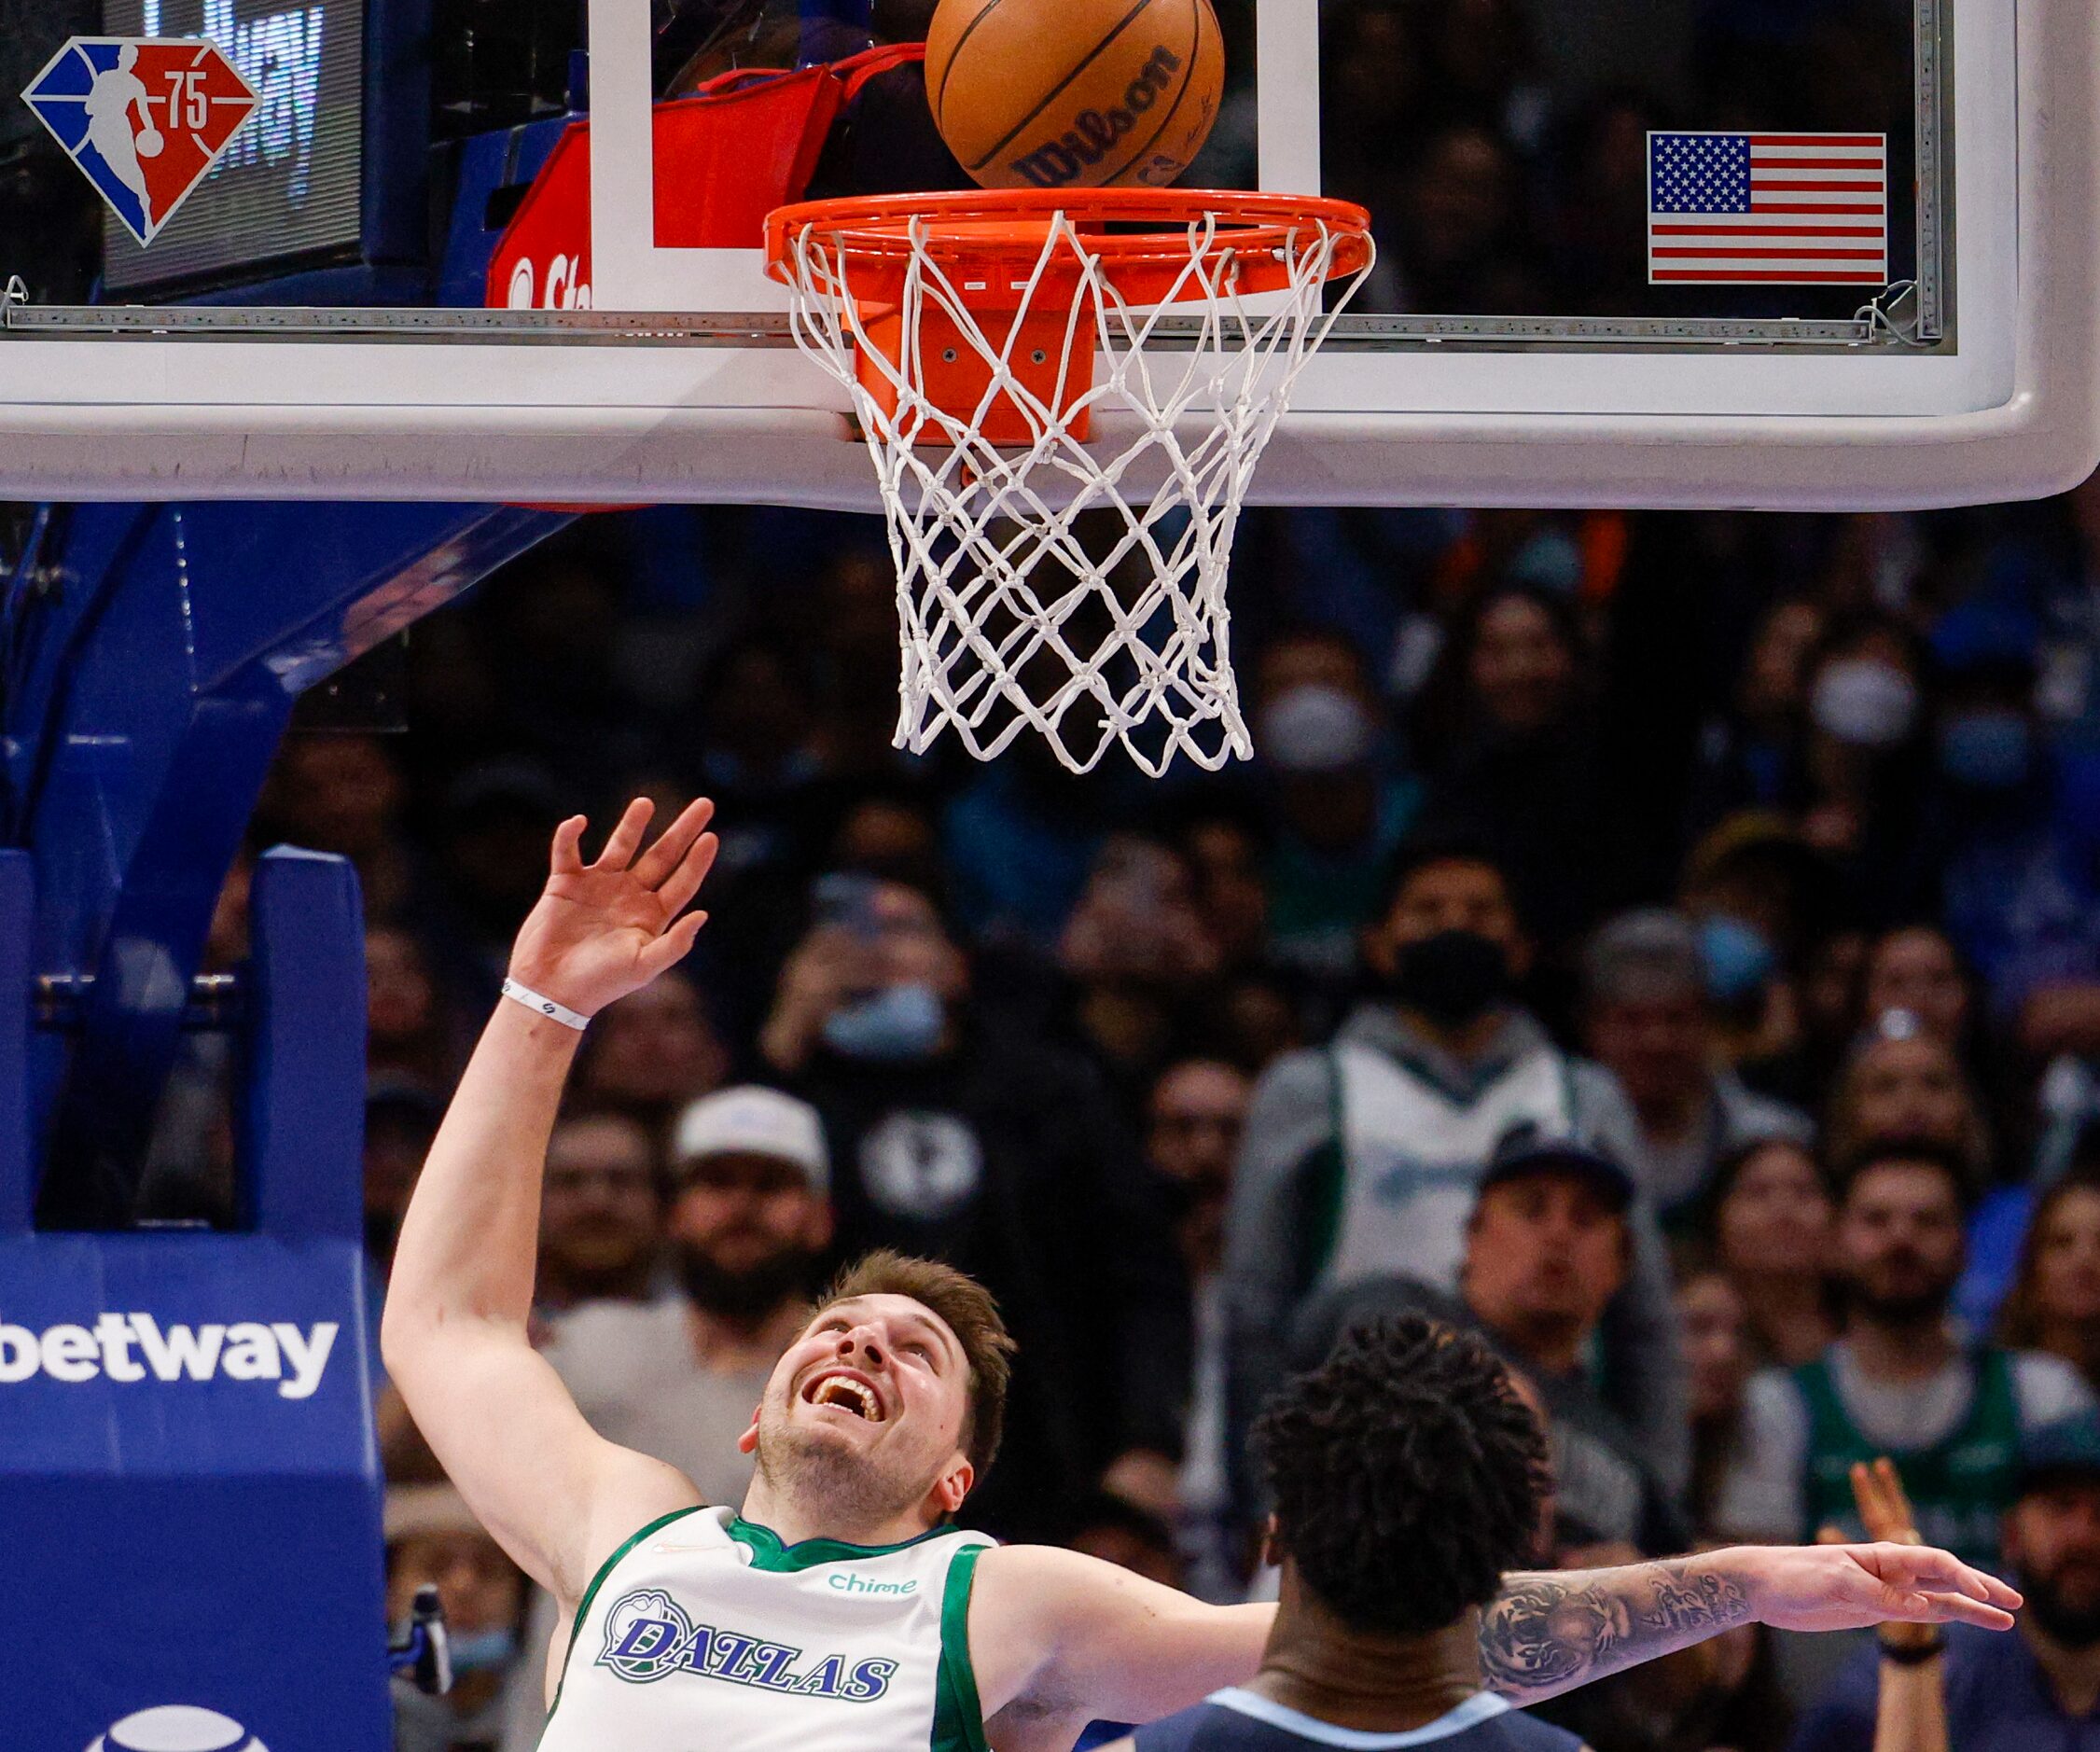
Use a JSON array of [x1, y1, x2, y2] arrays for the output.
[[1477, 1558, 1750, 1699], [1476, 1544, 2019, 1705], [983, 1540, 2018, 1752]]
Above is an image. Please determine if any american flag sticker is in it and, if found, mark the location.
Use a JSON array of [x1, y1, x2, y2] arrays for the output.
[[1648, 132, 1888, 285]]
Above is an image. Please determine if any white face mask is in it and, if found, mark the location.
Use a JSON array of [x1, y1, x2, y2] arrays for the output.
[[1258, 683, 1376, 772], [1811, 659, 1919, 747]]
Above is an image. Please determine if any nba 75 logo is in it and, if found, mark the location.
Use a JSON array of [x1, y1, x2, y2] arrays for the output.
[[21, 37, 257, 244], [598, 1590, 898, 1700]]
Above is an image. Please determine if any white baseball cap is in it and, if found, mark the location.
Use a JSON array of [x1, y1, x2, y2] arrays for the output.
[[671, 1086, 828, 1191]]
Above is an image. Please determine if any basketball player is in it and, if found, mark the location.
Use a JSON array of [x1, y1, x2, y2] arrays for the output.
[[383, 798, 2022, 1752], [1106, 1314, 1596, 1752]]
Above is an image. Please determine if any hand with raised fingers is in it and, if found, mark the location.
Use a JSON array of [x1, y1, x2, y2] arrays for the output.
[[1848, 1458, 1939, 1649], [508, 798, 718, 1022], [1740, 1540, 2020, 1636], [1848, 1458, 1926, 1547]]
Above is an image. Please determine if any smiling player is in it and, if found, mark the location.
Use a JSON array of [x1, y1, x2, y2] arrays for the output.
[[382, 797, 2024, 1752]]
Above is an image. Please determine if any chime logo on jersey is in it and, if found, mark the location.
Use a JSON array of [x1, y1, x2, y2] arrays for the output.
[[21, 36, 257, 244], [597, 1590, 899, 1700]]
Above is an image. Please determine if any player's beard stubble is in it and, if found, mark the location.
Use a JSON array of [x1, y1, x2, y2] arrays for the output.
[[752, 1394, 935, 1529]]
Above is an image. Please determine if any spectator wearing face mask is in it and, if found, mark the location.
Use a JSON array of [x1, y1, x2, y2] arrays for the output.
[[760, 870, 1186, 1541], [1678, 815, 1838, 1105], [1247, 629, 1422, 988], [384, 1485, 539, 1752], [1921, 629, 2100, 1131], [1796, 617, 1935, 924], [1222, 837, 1688, 1517], [1860, 925, 1978, 1054], [1789, 1411, 2100, 1752], [1581, 909, 1813, 1224]]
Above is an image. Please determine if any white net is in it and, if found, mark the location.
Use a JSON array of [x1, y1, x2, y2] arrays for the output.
[[775, 203, 1373, 776]]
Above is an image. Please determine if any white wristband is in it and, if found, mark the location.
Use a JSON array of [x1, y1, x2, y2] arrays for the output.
[[500, 977, 591, 1032]]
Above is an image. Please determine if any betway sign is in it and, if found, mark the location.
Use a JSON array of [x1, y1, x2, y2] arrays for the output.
[[0, 1314, 338, 1400]]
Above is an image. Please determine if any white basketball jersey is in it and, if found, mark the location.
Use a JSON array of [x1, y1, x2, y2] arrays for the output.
[[1323, 1041, 1578, 1291], [535, 1505, 994, 1752]]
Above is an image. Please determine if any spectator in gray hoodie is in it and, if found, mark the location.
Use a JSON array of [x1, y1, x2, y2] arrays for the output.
[[1221, 837, 1687, 1523]]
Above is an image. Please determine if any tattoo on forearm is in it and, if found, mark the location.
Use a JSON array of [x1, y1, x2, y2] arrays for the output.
[[1477, 1560, 1752, 1701]]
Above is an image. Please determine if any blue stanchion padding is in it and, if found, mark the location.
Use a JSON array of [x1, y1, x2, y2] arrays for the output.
[[0, 850, 389, 1751]]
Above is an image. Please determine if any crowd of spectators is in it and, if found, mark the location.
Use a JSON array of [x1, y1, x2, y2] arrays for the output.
[[4, 0, 2094, 1744], [320, 454, 2100, 1751], [90, 7, 2072, 1746]]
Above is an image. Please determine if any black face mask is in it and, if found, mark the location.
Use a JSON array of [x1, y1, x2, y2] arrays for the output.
[[1159, 1169, 1231, 1220], [1386, 929, 1511, 1027]]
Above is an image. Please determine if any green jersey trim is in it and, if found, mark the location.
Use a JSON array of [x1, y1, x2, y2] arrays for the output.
[[932, 1542, 991, 1752], [727, 1514, 954, 1572], [537, 1502, 711, 1741]]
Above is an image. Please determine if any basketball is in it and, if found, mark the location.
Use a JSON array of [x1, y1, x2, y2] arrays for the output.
[[925, 0, 1226, 190], [135, 127, 164, 159]]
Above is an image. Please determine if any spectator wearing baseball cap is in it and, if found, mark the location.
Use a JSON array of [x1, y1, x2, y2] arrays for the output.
[[535, 1085, 831, 1508], [1790, 1411, 2100, 1752], [1289, 1126, 1689, 1559]]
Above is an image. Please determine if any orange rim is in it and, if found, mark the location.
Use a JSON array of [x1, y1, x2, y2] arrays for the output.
[[763, 188, 1373, 301]]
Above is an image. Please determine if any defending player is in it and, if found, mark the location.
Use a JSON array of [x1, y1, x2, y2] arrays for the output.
[[1107, 1315, 1606, 1752], [382, 797, 2022, 1752]]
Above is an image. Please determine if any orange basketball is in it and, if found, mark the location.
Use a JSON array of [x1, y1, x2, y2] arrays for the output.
[[925, 0, 1226, 191]]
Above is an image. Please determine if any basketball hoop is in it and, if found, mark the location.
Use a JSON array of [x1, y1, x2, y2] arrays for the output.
[[763, 188, 1374, 775]]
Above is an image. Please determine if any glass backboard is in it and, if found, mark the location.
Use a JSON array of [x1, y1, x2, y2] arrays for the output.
[[0, 0, 2093, 508]]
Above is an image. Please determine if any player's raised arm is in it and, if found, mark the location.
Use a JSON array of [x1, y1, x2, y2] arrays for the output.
[[1475, 1541, 2020, 1704], [381, 797, 718, 1603]]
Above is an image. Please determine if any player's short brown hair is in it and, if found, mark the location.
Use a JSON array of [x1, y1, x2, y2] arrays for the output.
[[816, 1249, 1015, 1475]]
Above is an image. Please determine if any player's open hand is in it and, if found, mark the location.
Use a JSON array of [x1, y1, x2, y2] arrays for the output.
[[1739, 1540, 2020, 1634], [508, 798, 717, 1019]]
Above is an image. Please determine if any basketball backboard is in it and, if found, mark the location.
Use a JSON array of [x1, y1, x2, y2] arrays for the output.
[[1, 0, 2094, 508]]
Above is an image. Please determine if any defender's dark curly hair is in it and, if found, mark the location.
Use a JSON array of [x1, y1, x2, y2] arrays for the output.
[[1252, 1314, 1551, 1637]]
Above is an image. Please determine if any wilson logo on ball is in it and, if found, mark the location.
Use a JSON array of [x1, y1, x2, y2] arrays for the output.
[[925, 0, 1224, 191], [1008, 46, 1183, 188]]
